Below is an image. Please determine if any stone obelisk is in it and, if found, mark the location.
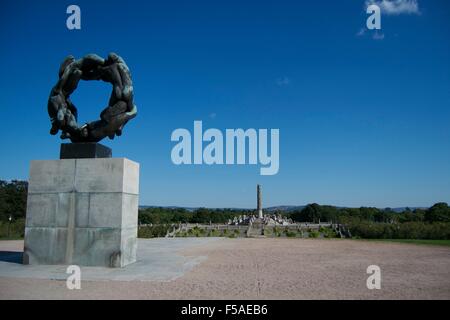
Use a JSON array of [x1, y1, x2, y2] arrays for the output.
[[257, 184, 263, 219]]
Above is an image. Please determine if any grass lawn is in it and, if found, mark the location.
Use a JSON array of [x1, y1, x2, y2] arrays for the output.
[[359, 239, 450, 247]]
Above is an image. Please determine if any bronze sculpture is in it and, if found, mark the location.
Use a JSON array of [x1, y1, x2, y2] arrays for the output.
[[47, 53, 137, 143]]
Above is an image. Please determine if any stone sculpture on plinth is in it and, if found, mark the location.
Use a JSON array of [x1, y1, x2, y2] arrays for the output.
[[23, 53, 139, 268]]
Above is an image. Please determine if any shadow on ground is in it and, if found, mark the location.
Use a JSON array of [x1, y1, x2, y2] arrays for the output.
[[0, 238, 223, 281], [0, 251, 23, 264]]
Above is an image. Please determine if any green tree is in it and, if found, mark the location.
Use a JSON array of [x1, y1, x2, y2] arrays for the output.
[[0, 180, 28, 221], [425, 203, 450, 222]]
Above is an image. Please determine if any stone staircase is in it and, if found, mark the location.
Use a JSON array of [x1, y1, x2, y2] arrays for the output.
[[332, 224, 352, 238], [246, 219, 265, 238]]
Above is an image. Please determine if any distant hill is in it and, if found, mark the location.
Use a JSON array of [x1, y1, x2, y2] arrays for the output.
[[139, 205, 198, 212], [139, 205, 429, 212], [389, 207, 428, 213], [265, 206, 428, 212], [264, 206, 305, 212], [139, 205, 254, 212]]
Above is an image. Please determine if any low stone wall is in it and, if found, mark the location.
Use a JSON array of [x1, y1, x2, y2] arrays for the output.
[[166, 223, 344, 239]]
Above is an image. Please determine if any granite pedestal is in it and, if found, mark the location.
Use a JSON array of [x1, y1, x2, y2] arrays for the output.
[[23, 158, 139, 268], [60, 143, 112, 159]]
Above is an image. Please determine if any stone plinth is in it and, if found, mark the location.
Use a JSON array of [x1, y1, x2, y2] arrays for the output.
[[23, 158, 139, 268], [60, 143, 112, 159]]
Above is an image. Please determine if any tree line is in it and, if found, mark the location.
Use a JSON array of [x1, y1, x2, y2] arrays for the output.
[[0, 180, 27, 221], [138, 207, 253, 225], [289, 203, 450, 239], [1, 179, 450, 239], [289, 202, 450, 224]]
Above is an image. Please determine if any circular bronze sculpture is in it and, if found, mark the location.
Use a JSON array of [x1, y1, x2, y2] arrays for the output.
[[47, 53, 137, 143]]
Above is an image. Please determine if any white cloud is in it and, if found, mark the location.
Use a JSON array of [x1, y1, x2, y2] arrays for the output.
[[356, 28, 366, 37], [276, 77, 290, 86], [365, 0, 421, 15], [372, 32, 385, 40]]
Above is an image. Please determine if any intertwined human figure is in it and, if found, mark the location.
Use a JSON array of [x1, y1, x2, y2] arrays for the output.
[[48, 53, 137, 143]]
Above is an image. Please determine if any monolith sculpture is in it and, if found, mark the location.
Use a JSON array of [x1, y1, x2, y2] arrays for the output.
[[257, 184, 263, 219]]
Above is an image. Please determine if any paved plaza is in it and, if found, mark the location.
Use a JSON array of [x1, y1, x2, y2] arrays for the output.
[[1, 238, 449, 299]]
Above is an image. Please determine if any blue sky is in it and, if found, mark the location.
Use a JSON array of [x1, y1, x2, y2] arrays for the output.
[[0, 0, 449, 208]]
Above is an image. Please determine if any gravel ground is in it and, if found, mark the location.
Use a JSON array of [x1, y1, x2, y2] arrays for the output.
[[1, 238, 449, 300]]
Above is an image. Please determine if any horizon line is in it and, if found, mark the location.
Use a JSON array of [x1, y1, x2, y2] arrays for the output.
[[139, 204, 432, 210]]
